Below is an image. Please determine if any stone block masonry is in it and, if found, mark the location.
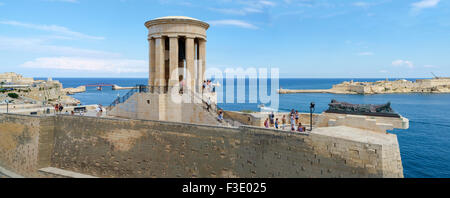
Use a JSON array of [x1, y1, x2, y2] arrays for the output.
[[0, 113, 404, 178], [0, 114, 54, 177]]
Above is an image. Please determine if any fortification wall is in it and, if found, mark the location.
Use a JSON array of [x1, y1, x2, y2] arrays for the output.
[[316, 113, 409, 133], [416, 79, 450, 87], [224, 111, 321, 127], [0, 114, 54, 177], [50, 116, 402, 178], [0, 114, 404, 178]]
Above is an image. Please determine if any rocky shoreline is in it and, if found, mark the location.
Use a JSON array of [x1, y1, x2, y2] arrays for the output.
[[279, 78, 450, 95]]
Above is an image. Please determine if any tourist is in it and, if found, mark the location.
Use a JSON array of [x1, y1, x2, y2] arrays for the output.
[[207, 80, 213, 92], [54, 104, 59, 114], [275, 118, 279, 129], [96, 105, 102, 117], [211, 81, 216, 93], [295, 110, 299, 125], [179, 78, 185, 94], [297, 123, 305, 132], [205, 80, 210, 92], [264, 118, 269, 128], [281, 115, 286, 130], [202, 80, 206, 93], [217, 110, 224, 122], [58, 103, 64, 113], [65, 111, 69, 115], [290, 114, 295, 131], [290, 114, 295, 125], [206, 97, 211, 112], [71, 111, 74, 116], [269, 112, 275, 127]]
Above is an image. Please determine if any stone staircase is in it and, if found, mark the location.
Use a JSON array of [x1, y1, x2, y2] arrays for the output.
[[191, 91, 232, 127]]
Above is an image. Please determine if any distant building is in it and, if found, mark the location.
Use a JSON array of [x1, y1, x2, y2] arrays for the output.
[[0, 72, 34, 84]]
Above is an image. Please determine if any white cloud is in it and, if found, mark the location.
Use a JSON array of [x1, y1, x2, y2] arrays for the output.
[[424, 65, 439, 68], [0, 20, 104, 40], [412, 0, 440, 11], [392, 60, 414, 68], [21, 57, 146, 73], [239, 0, 276, 8], [357, 52, 374, 56], [258, 0, 276, 7], [208, 20, 258, 29], [0, 36, 119, 57], [353, 2, 372, 8], [209, 7, 263, 15], [352, 0, 390, 9], [209, 0, 276, 16]]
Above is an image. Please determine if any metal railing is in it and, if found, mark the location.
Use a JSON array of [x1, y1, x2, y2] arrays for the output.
[[189, 90, 231, 126], [109, 85, 148, 108]]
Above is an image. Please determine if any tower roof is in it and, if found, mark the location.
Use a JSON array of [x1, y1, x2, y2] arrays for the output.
[[145, 16, 209, 29]]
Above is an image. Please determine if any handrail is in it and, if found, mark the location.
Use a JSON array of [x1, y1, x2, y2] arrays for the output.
[[109, 85, 148, 108], [108, 85, 231, 126], [188, 90, 231, 126]]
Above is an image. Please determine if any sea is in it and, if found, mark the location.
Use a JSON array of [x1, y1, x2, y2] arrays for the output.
[[45, 77, 450, 178]]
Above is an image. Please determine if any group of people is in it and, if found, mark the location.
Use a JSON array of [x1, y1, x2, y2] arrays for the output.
[[202, 80, 215, 93], [264, 110, 307, 133], [178, 78, 215, 95], [54, 103, 64, 114]]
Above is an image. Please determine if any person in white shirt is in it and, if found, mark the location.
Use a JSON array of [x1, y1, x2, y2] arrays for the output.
[[96, 105, 101, 117]]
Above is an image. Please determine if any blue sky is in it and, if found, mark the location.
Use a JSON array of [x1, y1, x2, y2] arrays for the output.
[[0, 0, 449, 78]]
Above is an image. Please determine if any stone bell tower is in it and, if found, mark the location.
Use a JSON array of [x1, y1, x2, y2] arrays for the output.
[[145, 16, 209, 95], [108, 16, 218, 125]]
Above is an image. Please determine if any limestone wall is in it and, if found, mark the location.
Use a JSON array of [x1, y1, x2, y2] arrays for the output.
[[50, 115, 402, 178], [416, 79, 450, 88], [108, 92, 221, 126], [0, 114, 54, 177], [0, 114, 405, 178], [224, 111, 321, 127], [316, 113, 409, 133]]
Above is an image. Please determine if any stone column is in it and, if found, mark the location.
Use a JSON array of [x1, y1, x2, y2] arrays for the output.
[[154, 36, 166, 93], [149, 38, 156, 91], [185, 36, 195, 93], [169, 36, 179, 89], [198, 39, 206, 92]]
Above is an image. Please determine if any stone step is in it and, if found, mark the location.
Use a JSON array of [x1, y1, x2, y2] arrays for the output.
[[0, 166, 24, 178], [39, 167, 98, 178]]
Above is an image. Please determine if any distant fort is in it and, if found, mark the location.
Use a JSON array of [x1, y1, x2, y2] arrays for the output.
[[0, 16, 409, 178], [279, 78, 450, 95]]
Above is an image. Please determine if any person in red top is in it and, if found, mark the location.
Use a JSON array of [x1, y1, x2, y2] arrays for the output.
[[264, 118, 269, 128], [54, 104, 59, 114]]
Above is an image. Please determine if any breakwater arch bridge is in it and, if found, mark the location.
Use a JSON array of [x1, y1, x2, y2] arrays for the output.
[[83, 83, 114, 87], [80, 83, 138, 91]]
